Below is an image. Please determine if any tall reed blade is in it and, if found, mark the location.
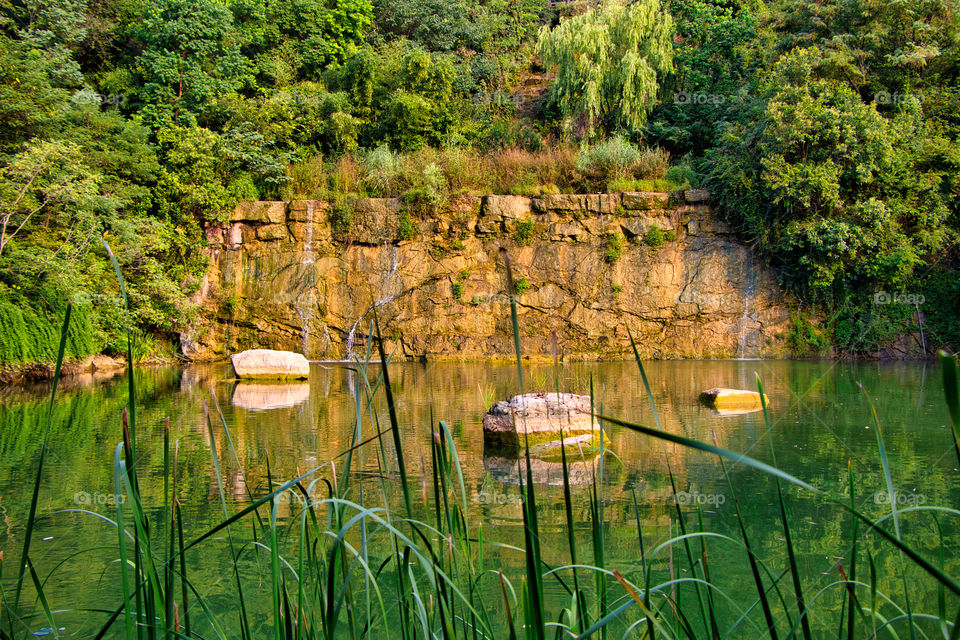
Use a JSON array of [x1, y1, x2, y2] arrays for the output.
[[859, 384, 916, 640], [13, 302, 71, 613], [500, 247, 545, 640], [101, 239, 137, 467], [941, 351, 960, 467], [757, 376, 811, 640], [373, 309, 413, 518]]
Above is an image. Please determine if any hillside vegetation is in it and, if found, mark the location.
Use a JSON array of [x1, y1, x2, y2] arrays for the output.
[[0, 0, 957, 363]]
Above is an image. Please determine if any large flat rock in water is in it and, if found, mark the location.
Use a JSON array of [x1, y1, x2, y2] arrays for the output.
[[699, 388, 767, 411], [230, 349, 310, 379], [483, 392, 599, 450]]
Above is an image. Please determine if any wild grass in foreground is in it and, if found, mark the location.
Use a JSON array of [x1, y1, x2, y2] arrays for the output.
[[2, 247, 960, 639]]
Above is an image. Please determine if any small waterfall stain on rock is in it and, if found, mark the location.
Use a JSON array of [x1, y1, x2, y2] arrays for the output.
[[736, 259, 759, 359], [344, 244, 401, 360], [295, 201, 317, 358], [302, 200, 315, 264]]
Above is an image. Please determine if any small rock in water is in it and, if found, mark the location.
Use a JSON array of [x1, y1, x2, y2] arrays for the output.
[[482, 392, 600, 451], [698, 387, 768, 411]]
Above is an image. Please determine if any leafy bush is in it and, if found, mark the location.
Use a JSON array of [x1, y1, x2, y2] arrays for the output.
[[705, 48, 951, 301], [578, 137, 637, 177], [577, 138, 670, 189], [402, 162, 449, 215], [0, 296, 95, 363], [451, 281, 464, 299], [604, 232, 624, 263], [644, 225, 666, 247], [362, 145, 402, 197], [785, 310, 831, 356], [397, 212, 418, 240], [513, 220, 535, 245], [514, 276, 530, 295], [330, 205, 354, 238], [664, 161, 699, 189]]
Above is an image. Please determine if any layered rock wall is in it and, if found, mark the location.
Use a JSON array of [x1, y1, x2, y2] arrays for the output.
[[182, 191, 794, 360]]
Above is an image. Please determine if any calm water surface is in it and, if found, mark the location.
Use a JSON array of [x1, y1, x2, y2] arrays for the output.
[[0, 359, 955, 637]]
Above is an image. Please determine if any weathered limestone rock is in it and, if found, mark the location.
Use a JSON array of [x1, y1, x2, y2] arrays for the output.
[[620, 216, 674, 239], [698, 388, 768, 411], [352, 198, 402, 244], [482, 392, 600, 449], [288, 222, 332, 244], [257, 224, 287, 241], [231, 201, 286, 224], [587, 193, 620, 214], [622, 192, 670, 210], [684, 189, 710, 203], [548, 221, 586, 240], [534, 194, 588, 213], [205, 227, 223, 245], [187, 190, 796, 361], [483, 195, 532, 219], [476, 219, 501, 234], [230, 349, 310, 379], [227, 223, 244, 248], [231, 382, 310, 410], [288, 200, 330, 222]]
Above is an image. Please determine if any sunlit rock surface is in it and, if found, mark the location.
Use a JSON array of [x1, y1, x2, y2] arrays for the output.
[[183, 191, 794, 361], [230, 349, 310, 379], [698, 387, 768, 411], [482, 392, 599, 450]]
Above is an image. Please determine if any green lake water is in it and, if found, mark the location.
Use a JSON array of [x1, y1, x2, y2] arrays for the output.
[[0, 359, 956, 637]]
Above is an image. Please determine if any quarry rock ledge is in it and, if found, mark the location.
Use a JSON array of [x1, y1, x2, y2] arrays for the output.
[[182, 191, 796, 361], [230, 349, 310, 379]]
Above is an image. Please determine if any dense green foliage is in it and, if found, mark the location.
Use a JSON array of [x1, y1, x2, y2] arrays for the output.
[[0, 0, 957, 361]]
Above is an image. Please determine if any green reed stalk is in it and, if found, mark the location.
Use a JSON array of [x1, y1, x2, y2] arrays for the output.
[[942, 351, 960, 467], [373, 310, 412, 518], [757, 376, 811, 640], [500, 247, 545, 640], [11, 301, 70, 621]]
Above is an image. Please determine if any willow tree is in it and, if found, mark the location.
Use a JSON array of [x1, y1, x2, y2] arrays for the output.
[[538, 0, 673, 136]]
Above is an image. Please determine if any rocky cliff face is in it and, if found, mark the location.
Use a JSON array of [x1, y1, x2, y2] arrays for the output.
[[182, 191, 794, 361]]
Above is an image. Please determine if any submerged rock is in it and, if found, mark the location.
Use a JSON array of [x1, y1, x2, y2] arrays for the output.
[[230, 349, 310, 379], [482, 392, 599, 450], [698, 388, 767, 411]]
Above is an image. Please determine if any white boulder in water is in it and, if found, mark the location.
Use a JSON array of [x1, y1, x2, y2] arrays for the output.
[[482, 392, 599, 449], [230, 349, 310, 379]]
